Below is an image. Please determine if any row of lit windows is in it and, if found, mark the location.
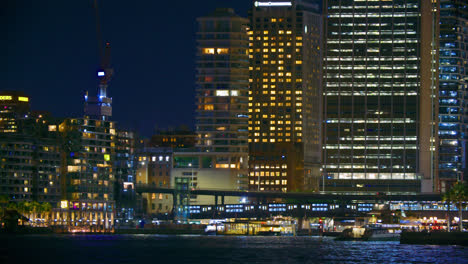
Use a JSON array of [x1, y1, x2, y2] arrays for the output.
[[328, 13, 419, 18], [327, 39, 419, 44], [325, 92, 418, 96], [250, 108, 302, 113], [326, 65, 418, 70], [329, 4, 419, 9], [252, 164, 287, 169], [249, 103, 301, 108], [328, 48, 417, 54], [249, 180, 287, 185], [326, 57, 418, 61], [330, 23, 413, 27], [337, 136, 417, 141], [249, 138, 302, 143], [325, 165, 413, 169], [329, 154, 398, 159], [250, 131, 303, 136], [326, 173, 417, 180], [255, 60, 302, 65], [202, 48, 229, 55], [326, 74, 419, 78], [325, 145, 418, 149], [249, 171, 287, 177], [326, 118, 414, 123], [326, 83, 419, 87], [250, 126, 302, 132], [254, 36, 302, 41], [258, 77, 302, 82], [252, 30, 293, 35]]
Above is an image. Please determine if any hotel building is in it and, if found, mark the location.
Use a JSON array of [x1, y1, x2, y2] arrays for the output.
[[248, 0, 323, 191]]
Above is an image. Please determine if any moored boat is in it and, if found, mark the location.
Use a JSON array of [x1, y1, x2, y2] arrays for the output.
[[336, 224, 400, 241]]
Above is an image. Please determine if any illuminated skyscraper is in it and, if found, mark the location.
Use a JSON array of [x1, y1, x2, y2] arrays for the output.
[[194, 8, 250, 191], [248, 0, 323, 192], [0, 91, 30, 133], [196, 8, 249, 156], [323, 0, 439, 193], [438, 1, 468, 192]]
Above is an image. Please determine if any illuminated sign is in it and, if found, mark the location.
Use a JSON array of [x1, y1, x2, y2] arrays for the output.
[[0, 96, 12, 100], [98, 71, 105, 77], [61, 200, 68, 209], [254, 1, 292, 7], [104, 154, 110, 161], [18, 96, 29, 102]]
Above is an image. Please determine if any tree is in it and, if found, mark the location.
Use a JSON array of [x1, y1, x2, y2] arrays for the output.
[[7, 202, 17, 211], [444, 182, 468, 231], [0, 195, 9, 225], [30, 201, 41, 226], [41, 202, 52, 225]]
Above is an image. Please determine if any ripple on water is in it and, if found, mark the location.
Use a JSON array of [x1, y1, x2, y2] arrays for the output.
[[0, 234, 467, 264]]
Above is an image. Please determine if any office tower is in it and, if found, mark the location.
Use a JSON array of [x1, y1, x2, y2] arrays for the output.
[[248, 0, 323, 192], [438, 0, 468, 192], [323, 0, 439, 193], [194, 8, 250, 191], [0, 91, 31, 133]]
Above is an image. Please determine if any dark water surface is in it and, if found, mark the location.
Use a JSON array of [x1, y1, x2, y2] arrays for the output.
[[1, 234, 467, 264]]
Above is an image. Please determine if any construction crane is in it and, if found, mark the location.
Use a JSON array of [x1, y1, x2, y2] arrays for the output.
[[84, 0, 113, 120]]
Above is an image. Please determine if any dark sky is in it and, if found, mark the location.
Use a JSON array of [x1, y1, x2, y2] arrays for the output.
[[3, 0, 251, 137]]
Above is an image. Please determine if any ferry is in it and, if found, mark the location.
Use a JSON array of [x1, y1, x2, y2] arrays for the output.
[[336, 224, 400, 241]]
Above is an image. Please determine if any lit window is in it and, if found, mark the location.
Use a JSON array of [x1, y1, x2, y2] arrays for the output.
[[204, 105, 214, 110], [216, 90, 229, 96], [202, 48, 215, 54], [216, 48, 229, 54]]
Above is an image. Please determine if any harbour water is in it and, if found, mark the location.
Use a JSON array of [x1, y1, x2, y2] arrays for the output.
[[1, 234, 467, 263]]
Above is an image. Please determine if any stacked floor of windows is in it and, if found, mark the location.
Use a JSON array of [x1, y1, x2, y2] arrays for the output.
[[438, 0, 468, 189], [195, 10, 250, 155], [248, 2, 322, 192], [323, 0, 427, 185]]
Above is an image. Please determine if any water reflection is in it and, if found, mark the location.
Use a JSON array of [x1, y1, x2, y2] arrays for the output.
[[1, 235, 466, 264]]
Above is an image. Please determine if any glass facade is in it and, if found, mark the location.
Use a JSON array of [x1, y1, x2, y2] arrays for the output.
[[323, 0, 438, 193], [196, 8, 250, 156], [438, 0, 468, 191], [195, 9, 250, 191]]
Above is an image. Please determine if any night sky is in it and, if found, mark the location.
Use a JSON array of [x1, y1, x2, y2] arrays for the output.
[[3, 0, 251, 136]]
